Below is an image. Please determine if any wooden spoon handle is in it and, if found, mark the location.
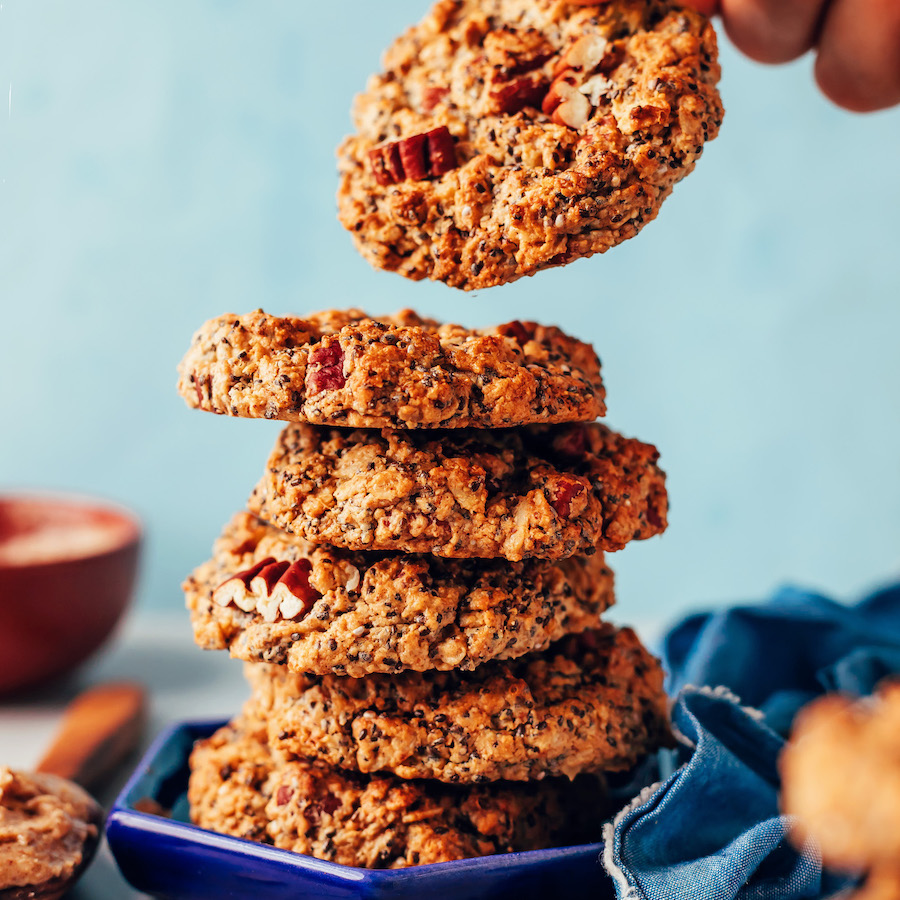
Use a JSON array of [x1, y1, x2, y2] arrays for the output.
[[36, 682, 146, 791]]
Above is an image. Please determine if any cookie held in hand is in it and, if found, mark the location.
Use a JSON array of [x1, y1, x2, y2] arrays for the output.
[[338, 0, 723, 289]]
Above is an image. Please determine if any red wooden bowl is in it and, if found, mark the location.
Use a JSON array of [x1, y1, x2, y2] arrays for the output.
[[0, 494, 141, 695]]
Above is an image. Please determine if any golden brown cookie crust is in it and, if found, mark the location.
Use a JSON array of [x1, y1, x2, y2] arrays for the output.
[[188, 717, 608, 868], [781, 681, 900, 872], [244, 625, 670, 783], [249, 421, 667, 561], [186, 512, 615, 677], [338, 0, 723, 289], [178, 309, 605, 429], [850, 867, 900, 900]]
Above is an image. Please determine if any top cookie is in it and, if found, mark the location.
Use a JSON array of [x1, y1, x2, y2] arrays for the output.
[[338, 0, 723, 290], [178, 309, 605, 429]]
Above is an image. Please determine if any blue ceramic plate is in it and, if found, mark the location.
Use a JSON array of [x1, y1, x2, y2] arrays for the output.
[[107, 720, 615, 900]]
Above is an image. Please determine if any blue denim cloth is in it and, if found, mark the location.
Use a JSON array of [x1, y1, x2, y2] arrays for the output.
[[604, 582, 900, 900]]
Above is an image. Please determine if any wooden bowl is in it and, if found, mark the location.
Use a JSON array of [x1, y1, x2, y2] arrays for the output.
[[0, 494, 141, 695]]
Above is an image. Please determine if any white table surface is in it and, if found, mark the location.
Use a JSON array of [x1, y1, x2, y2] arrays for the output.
[[0, 610, 662, 898]]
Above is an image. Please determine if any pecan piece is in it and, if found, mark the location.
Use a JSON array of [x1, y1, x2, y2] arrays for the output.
[[553, 426, 589, 458], [553, 35, 613, 79], [213, 557, 277, 611], [422, 85, 450, 112], [367, 126, 458, 185], [271, 559, 320, 621], [212, 557, 322, 623], [306, 343, 346, 395], [250, 560, 291, 596], [491, 74, 550, 115], [497, 320, 534, 346], [426, 127, 458, 177], [368, 142, 403, 187], [548, 245, 578, 267], [549, 478, 587, 518], [306, 792, 341, 824], [544, 78, 591, 128], [546, 35, 623, 129], [320, 793, 340, 815], [398, 132, 429, 180]]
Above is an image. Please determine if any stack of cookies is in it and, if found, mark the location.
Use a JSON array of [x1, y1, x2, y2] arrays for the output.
[[177, 308, 672, 868]]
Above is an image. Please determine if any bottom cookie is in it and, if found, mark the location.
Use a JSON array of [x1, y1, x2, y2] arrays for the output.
[[188, 717, 608, 868]]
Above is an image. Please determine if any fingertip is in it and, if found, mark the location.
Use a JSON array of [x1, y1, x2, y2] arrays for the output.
[[814, 53, 900, 113], [719, 0, 823, 65], [681, 0, 720, 16], [815, 0, 900, 113]]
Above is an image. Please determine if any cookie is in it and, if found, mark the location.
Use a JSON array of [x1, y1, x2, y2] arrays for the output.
[[249, 421, 667, 561], [185, 512, 615, 677], [178, 309, 605, 429], [188, 717, 608, 868], [337, 0, 722, 289], [781, 681, 900, 874], [244, 625, 669, 783], [849, 868, 900, 900]]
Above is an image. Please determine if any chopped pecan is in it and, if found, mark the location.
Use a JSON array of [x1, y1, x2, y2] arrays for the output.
[[367, 126, 457, 185], [491, 73, 550, 115], [306, 792, 341, 824], [549, 478, 587, 518], [398, 132, 429, 180], [548, 245, 578, 267], [483, 27, 554, 115], [427, 127, 457, 176], [553, 426, 589, 458], [272, 559, 319, 620], [545, 34, 623, 130], [212, 557, 277, 610], [320, 793, 341, 815], [306, 343, 346, 394], [368, 142, 403, 187], [553, 35, 613, 79], [250, 560, 290, 595], [422, 85, 450, 112], [497, 320, 534, 346], [543, 77, 591, 128], [212, 557, 322, 623]]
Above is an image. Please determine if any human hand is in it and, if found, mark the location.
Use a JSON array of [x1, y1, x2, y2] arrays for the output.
[[682, 0, 900, 112]]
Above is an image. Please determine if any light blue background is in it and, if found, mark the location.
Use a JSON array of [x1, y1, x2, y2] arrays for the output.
[[1, 1, 898, 624]]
